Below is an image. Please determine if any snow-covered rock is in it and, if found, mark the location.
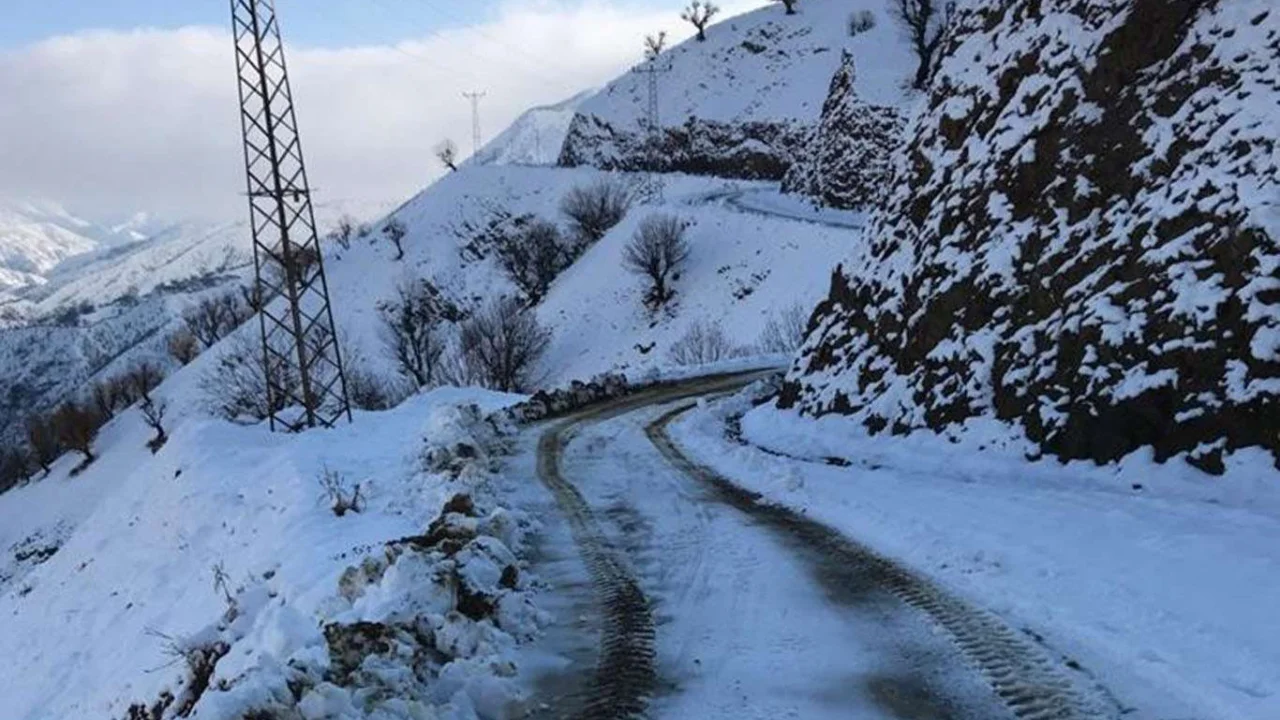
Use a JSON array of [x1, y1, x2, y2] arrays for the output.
[[780, 0, 1280, 473], [474, 89, 596, 167], [781, 51, 905, 210]]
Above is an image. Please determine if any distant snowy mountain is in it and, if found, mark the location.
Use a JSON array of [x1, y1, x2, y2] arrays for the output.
[[475, 89, 596, 166], [0, 200, 110, 293]]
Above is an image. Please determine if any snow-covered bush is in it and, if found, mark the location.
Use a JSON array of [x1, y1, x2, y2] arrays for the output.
[[319, 467, 364, 517], [382, 218, 408, 261], [848, 9, 876, 35], [669, 320, 741, 366], [167, 328, 200, 366], [560, 177, 633, 251], [182, 291, 252, 350], [758, 302, 810, 353], [624, 213, 691, 309]]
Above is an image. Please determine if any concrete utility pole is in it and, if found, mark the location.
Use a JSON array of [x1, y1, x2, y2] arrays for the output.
[[463, 91, 487, 156], [229, 0, 351, 431], [632, 60, 671, 200]]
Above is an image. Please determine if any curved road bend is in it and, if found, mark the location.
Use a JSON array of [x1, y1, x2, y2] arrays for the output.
[[525, 373, 1105, 720]]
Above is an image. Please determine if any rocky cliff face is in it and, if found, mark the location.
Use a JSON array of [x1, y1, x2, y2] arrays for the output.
[[780, 0, 1280, 473], [781, 51, 905, 210], [558, 114, 809, 180]]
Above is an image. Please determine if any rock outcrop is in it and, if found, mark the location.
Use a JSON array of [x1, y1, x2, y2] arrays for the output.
[[780, 0, 1280, 473], [781, 51, 905, 210]]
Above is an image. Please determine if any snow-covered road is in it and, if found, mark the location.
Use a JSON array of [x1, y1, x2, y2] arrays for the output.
[[513, 376, 1104, 720]]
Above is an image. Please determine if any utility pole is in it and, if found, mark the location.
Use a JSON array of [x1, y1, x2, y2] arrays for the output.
[[463, 91, 486, 156], [632, 60, 671, 201], [230, 0, 351, 432]]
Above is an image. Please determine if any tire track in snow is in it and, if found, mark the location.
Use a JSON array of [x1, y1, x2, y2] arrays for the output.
[[647, 402, 1117, 720], [533, 373, 768, 719]]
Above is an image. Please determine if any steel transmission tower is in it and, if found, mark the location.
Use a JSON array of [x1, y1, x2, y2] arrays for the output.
[[230, 0, 351, 432], [632, 60, 671, 200], [463, 91, 486, 156]]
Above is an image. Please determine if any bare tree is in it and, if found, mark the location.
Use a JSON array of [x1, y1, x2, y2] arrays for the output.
[[168, 329, 201, 366], [455, 297, 552, 393], [893, 0, 945, 90], [319, 467, 364, 517], [623, 214, 691, 308], [668, 320, 738, 366], [329, 215, 356, 251], [774, 0, 799, 14], [201, 332, 298, 423], [644, 31, 668, 60], [494, 218, 570, 302], [125, 361, 165, 405], [681, 2, 720, 42], [52, 403, 101, 466], [239, 283, 265, 313], [383, 218, 408, 261], [140, 398, 169, 453], [379, 280, 458, 389], [758, 302, 811, 353], [25, 415, 60, 476], [91, 379, 124, 420], [0, 448, 30, 494], [561, 178, 633, 251], [183, 293, 250, 349], [436, 139, 460, 172]]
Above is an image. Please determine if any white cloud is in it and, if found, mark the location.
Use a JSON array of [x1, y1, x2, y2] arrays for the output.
[[0, 0, 764, 222]]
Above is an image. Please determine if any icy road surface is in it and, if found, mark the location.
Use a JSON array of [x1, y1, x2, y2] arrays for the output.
[[509, 376, 1095, 720]]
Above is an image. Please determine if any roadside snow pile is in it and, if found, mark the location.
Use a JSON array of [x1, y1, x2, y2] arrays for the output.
[[0, 388, 545, 720], [781, 0, 1280, 472], [559, 0, 912, 180], [781, 51, 904, 210]]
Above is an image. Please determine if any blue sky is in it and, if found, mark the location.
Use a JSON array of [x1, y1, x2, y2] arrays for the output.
[[0, 0, 493, 49]]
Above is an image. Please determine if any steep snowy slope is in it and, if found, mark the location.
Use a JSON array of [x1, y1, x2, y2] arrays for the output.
[[778, 0, 1280, 472], [474, 89, 596, 167], [559, 0, 913, 178]]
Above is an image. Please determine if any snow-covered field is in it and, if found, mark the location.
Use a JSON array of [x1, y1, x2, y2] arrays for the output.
[[667, 387, 1280, 720]]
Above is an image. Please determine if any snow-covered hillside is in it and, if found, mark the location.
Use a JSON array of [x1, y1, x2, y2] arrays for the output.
[[559, 0, 913, 178], [778, 0, 1280, 473], [474, 89, 596, 167], [0, 199, 129, 294]]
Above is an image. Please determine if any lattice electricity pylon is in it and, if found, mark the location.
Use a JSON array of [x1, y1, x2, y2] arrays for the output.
[[231, 0, 351, 432], [632, 60, 671, 201]]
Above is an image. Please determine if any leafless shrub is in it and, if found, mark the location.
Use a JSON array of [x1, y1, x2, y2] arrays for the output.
[[560, 177, 633, 251], [453, 297, 551, 392], [167, 329, 200, 366], [141, 398, 169, 453], [758, 302, 811, 353], [144, 627, 231, 718], [319, 467, 364, 517], [329, 215, 357, 250], [51, 403, 102, 467], [623, 214, 691, 309], [383, 218, 408, 261], [494, 218, 570, 302], [201, 332, 298, 423], [379, 280, 460, 389], [774, 0, 799, 14], [668, 320, 739, 366], [91, 378, 126, 420], [183, 292, 251, 349], [849, 9, 877, 35], [682, 1, 720, 41], [239, 283, 266, 313]]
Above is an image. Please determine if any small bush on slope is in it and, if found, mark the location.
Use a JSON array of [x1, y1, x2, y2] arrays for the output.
[[624, 214, 691, 310], [560, 177, 633, 252]]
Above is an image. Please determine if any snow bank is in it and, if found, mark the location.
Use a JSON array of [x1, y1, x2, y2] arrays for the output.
[[669, 389, 1280, 719]]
